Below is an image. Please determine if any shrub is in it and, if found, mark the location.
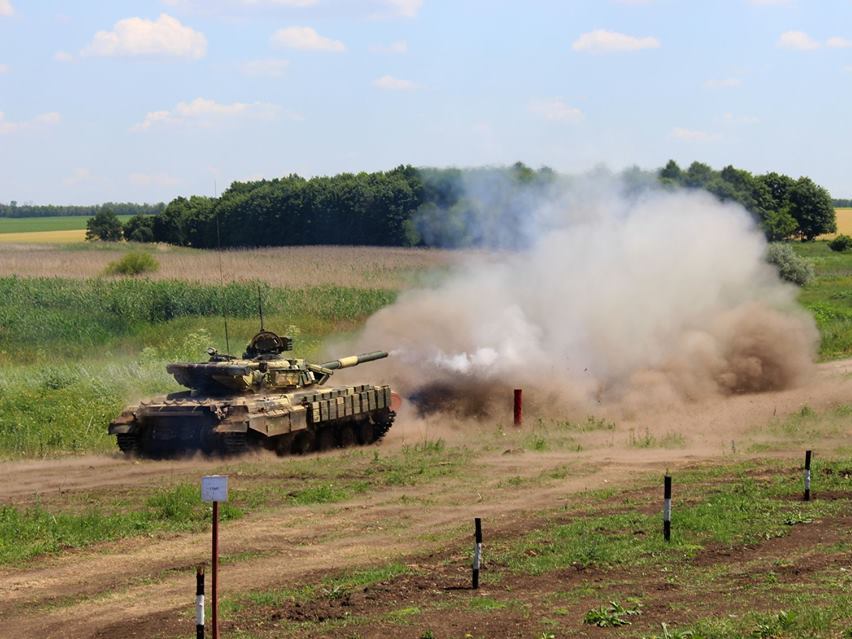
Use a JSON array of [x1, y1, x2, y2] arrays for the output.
[[828, 234, 852, 253], [104, 252, 160, 276], [765, 243, 814, 286]]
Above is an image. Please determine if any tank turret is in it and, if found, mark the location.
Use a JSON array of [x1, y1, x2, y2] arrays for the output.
[[109, 329, 397, 458], [164, 331, 388, 394]]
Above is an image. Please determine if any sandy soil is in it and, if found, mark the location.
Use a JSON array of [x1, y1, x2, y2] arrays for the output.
[[0, 359, 849, 638]]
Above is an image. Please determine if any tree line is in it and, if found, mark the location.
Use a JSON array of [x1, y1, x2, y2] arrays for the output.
[[0, 202, 164, 218], [84, 161, 838, 246]]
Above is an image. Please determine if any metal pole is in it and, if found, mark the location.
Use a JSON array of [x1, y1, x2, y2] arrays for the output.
[[196, 565, 205, 639], [472, 517, 482, 589], [212, 501, 219, 639], [663, 474, 672, 542], [513, 389, 523, 426], [804, 450, 812, 501]]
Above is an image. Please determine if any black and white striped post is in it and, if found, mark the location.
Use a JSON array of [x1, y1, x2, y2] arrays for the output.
[[472, 517, 483, 589], [804, 450, 812, 501], [195, 565, 205, 639], [663, 474, 672, 542]]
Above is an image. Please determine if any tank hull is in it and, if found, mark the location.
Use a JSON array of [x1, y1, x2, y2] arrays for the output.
[[109, 384, 396, 458]]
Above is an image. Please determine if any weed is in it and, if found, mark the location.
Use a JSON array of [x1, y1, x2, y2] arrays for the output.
[[583, 600, 642, 627], [642, 623, 695, 639]]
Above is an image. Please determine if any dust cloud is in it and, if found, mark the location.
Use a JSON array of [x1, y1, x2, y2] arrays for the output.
[[349, 178, 818, 419]]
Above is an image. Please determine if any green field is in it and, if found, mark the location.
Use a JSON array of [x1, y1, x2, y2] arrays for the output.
[[0, 215, 133, 234]]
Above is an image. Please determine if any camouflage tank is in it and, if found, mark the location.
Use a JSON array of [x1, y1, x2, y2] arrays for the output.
[[108, 330, 397, 457]]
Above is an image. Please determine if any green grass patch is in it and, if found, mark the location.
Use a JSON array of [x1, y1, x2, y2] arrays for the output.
[[0, 482, 242, 564], [0, 215, 133, 234], [494, 458, 851, 576]]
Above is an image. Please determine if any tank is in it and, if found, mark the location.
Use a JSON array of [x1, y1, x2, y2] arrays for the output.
[[108, 329, 397, 457]]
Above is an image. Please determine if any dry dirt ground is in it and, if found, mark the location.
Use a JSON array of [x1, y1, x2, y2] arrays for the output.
[[0, 360, 850, 638]]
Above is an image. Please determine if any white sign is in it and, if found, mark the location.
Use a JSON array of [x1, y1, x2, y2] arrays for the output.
[[201, 475, 229, 502]]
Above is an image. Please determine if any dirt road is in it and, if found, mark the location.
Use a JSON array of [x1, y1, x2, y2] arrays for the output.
[[1, 360, 850, 638]]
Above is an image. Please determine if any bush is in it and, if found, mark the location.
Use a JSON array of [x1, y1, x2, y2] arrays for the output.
[[104, 252, 160, 276], [765, 243, 814, 286], [828, 234, 852, 252]]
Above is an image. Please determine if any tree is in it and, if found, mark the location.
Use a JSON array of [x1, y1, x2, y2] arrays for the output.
[[123, 214, 156, 242], [684, 162, 714, 188], [787, 177, 836, 240], [659, 159, 683, 184], [85, 209, 123, 241]]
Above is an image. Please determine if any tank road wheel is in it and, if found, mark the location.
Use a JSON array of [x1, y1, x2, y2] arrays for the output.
[[371, 410, 396, 443], [356, 421, 374, 445], [290, 431, 314, 455], [275, 433, 293, 457], [339, 424, 357, 448], [222, 432, 248, 457], [116, 434, 140, 457], [317, 427, 337, 451]]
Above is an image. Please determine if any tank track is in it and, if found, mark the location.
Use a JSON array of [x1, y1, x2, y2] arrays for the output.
[[116, 434, 140, 457], [222, 432, 249, 456], [372, 410, 396, 443]]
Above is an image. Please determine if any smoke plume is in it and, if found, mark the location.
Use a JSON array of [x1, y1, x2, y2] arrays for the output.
[[352, 174, 818, 418]]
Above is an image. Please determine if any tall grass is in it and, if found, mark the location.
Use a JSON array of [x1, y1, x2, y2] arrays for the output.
[[0, 277, 395, 358]]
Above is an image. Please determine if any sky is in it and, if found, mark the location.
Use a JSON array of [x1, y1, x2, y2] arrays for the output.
[[0, 0, 850, 205]]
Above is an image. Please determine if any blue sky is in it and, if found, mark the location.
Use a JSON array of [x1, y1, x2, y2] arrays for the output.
[[0, 0, 850, 204]]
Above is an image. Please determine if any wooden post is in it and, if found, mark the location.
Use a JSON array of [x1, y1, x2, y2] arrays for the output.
[[196, 565, 205, 639], [513, 389, 523, 426], [663, 474, 672, 542], [212, 501, 219, 639], [472, 518, 482, 589], [804, 450, 812, 502]]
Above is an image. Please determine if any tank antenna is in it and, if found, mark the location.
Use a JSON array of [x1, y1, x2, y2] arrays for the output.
[[257, 284, 265, 331], [214, 180, 231, 355]]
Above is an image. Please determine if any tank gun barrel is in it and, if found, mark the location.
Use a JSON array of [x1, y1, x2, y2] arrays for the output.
[[321, 351, 388, 371]]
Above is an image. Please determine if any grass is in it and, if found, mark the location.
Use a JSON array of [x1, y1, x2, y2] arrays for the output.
[[0, 215, 134, 234], [169, 455, 852, 639], [0, 483, 243, 564], [0, 440, 471, 563], [791, 241, 852, 359], [493, 457, 851, 576], [0, 243, 457, 289]]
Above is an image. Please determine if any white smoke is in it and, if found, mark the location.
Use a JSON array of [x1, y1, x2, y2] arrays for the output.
[[353, 175, 818, 415]]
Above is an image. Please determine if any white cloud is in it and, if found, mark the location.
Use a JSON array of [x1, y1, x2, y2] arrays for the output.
[[0, 63, 8, 74], [373, 74, 418, 90], [132, 97, 284, 131], [129, 172, 181, 187], [777, 30, 820, 50], [704, 77, 743, 89], [0, 0, 13, 17], [241, 58, 290, 77], [827, 36, 852, 49], [572, 29, 660, 53], [82, 14, 207, 59], [671, 127, 715, 142], [54, 51, 75, 63], [723, 112, 760, 125], [271, 26, 345, 51], [63, 168, 93, 187], [0, 111, 60, 135], [369, 40, 408, 54], [529, 98, 584, 122], [380, 0, 423, 18]]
